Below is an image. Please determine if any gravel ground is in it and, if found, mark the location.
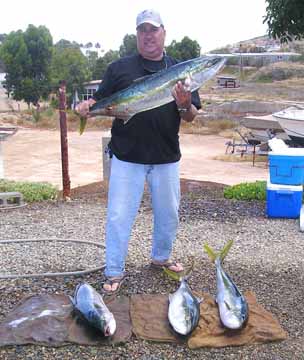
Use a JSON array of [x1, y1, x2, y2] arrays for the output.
[[0, 180, 303, 359]]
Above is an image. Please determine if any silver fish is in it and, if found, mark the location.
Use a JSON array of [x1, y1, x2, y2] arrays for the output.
[[204, 241, 249, 330], [71, 283, 116, 336], [168, 278, 201, 336], [89, 56, 226, 123], [215, 257, 249, 330]]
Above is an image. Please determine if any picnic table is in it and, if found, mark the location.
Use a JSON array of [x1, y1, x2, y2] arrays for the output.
[[217, 75, 240, 88]]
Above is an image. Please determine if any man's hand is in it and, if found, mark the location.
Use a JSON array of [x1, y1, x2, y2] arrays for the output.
[[75, 98, 96, 117], [172, 80, 192, 111], [172, 80, 197, 122]]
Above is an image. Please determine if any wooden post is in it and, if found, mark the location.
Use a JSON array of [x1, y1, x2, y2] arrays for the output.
[[58, 80, 71, 200]]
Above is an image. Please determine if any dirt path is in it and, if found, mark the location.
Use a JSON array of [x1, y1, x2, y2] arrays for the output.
[[2, 129, 268, 189]]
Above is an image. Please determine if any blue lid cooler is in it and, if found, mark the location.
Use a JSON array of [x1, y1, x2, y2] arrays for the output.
[[266, 180, 303, 218], [269, 148, 304, 185]]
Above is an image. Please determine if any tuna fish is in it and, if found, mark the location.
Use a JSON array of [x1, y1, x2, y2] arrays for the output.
[[89, 55, 226, 124], [204, 241, 249, 330], [70, 283, 116, 336], [168, 277, 201, 336]]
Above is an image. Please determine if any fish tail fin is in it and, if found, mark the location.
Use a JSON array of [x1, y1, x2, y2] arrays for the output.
[[219, 240, 234, 261], [203, 243, 218, 263], [163, 258, 195, 282], [79, 116, 87, 135], [204, 240, 234, 263]]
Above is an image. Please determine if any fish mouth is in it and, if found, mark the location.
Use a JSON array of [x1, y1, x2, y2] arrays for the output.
[[104, 326, 111, 337]]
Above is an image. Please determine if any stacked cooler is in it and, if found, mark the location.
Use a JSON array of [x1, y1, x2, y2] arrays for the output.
[[267, 148, 304, 218]]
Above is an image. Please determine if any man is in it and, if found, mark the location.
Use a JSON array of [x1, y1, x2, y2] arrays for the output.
[[77, 9, 201, 294]]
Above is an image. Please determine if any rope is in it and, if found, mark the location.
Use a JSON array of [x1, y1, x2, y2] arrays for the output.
[[0, 238, 105, 279]]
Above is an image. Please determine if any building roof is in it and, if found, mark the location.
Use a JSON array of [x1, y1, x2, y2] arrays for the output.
[[83, 80, 102, 86]]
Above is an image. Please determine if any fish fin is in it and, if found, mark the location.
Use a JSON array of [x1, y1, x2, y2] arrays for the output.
[[68, 295, 75, 307], [197, 297, 204, 304], [163, 258, 195, 282], [224, 301, 231, 311], [93, 302, 103, 311], [163, 267, 182, 281], [168, 294, 173, 302], [204, 240, 234, 263], [79, 116, 87, 135], [203, 243, 217, 263], [132, 74, 152, 83], [219, 240, 234, 262]]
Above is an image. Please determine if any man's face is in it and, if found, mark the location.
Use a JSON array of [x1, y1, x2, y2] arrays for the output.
[[137, 23, 166, 60]]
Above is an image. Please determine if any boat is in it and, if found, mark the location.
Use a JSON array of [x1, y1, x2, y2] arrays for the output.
[[245, 128, 291, 144], [240, 114, 283, 132], [272, 106, 304, 146]]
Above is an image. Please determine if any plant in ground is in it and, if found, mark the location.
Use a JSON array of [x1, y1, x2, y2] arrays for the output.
[[223, 181, 266, 201], [0, 180, 58, 203]]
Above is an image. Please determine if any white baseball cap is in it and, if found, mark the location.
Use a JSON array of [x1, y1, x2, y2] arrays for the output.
[[136, 9, 164, 28]]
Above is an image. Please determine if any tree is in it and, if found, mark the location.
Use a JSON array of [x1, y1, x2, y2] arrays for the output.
[[0, 25, 53, 106], [0, 34, 7, 44], [92, 50, 119, 79], [86, 50, 98, 75], [264, 0, 304, 42], [166, 37, 201, 61], [50, 46, 90, 104], [55, 39, 80, 49], [119, 34, 137, 57]]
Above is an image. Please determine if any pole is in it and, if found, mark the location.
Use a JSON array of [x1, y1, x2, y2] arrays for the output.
[[58, 80, 71, 200], [239, 44, 244, 84]]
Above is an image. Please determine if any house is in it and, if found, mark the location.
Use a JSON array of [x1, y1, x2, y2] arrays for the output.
[[81, 80, 102, 101], [0, 73, 6, 87], [207, 52, 301, 67]]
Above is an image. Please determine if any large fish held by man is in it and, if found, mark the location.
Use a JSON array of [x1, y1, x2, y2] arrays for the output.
[[204, 240, 249, 330], [87, 55, 226, 125]]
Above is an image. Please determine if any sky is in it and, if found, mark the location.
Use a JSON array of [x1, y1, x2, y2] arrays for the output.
[[1, 0, 268, 53]]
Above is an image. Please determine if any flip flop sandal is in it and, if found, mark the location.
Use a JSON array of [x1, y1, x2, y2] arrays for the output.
[[150, 261, 184, 273], [101, 275, 126, 296]]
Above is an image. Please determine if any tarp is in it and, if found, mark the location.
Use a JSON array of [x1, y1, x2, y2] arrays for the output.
[[0, 291, 287, 349], [130, 291, 288, 349], [0, 294, 132, 347]]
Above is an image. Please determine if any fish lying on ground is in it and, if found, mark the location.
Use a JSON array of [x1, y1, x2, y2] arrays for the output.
[[70, 282, 116, 336], [78, 55, 226, 133], [204, 240, 249, 330], [164, 263, 201, 336], [168, 277, 201, 336]]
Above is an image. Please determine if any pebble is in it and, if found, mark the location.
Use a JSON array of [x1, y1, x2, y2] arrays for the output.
[[0, 187, 303, 359]]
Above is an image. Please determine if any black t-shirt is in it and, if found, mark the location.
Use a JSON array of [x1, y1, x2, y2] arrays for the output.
[[93, 54, 201, 164]]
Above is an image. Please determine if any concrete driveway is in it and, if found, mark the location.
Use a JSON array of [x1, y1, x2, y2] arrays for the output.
[[2, 129, 268, 189]]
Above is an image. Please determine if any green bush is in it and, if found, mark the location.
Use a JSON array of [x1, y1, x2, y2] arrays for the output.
[[0, 180, 58, 203], [223, 181, 266, 201]]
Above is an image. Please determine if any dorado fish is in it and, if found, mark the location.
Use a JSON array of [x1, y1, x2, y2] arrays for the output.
[[168, 277, 201, 336], [204, 241, 249, 330], [70, 283, 116, 336], [89, 55, 226, 124]]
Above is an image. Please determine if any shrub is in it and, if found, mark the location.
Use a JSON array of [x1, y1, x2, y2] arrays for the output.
[[249, 62, 304, 82], [223, 181, 266, 201], [0, 180, 58, 203]]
